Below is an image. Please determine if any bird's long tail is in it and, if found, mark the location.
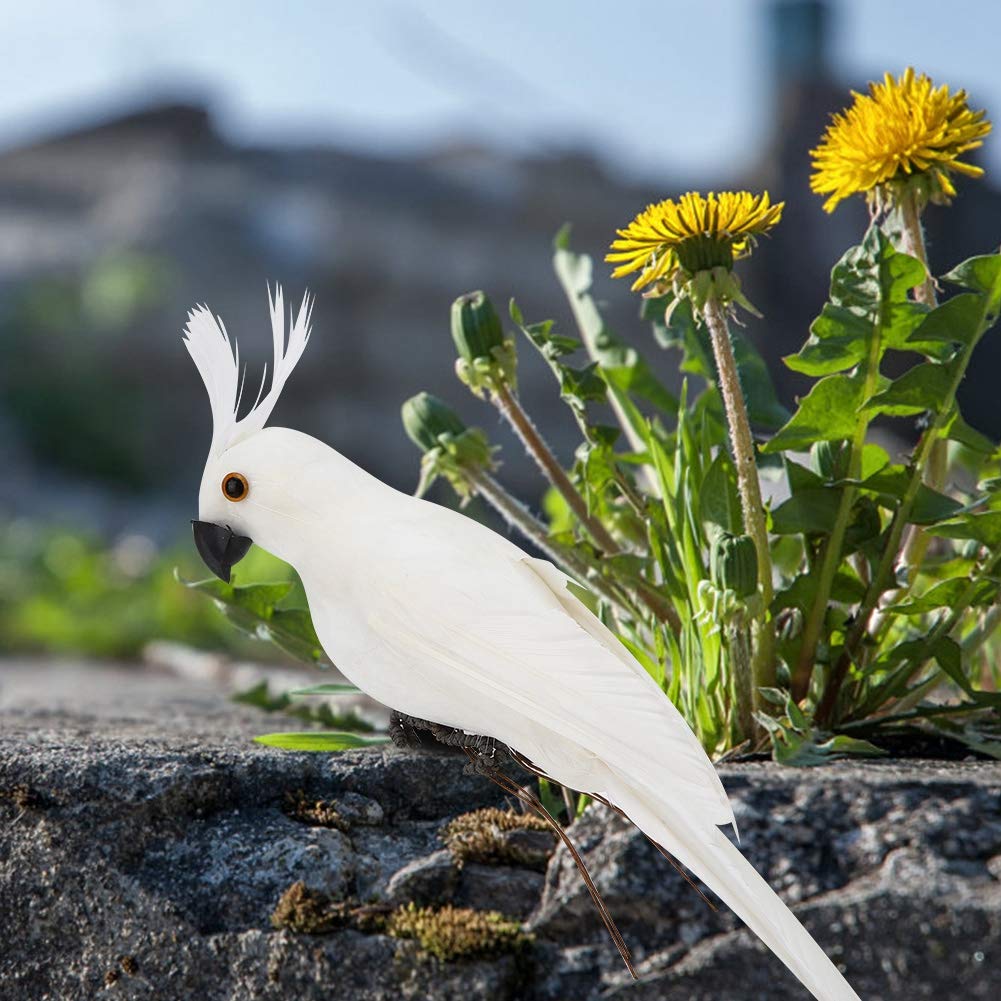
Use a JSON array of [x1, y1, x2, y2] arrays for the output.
[[609, 773, 860, 1001]]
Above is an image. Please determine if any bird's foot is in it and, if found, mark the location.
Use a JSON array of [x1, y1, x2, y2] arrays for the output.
[[387, 711, 511, 769]]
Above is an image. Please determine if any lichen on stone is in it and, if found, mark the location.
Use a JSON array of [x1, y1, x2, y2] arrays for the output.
[[282, 791, 348, 832], [441, 807, 555, 868], [387, 902, 531, 962]]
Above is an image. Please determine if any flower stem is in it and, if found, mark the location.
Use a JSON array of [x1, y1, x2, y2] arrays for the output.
[[899, 188, 937, 307], [702, 296, 775, 712], [492, 381, 619, 555], [728, 625, 755, 743], [897, 189, 944, 575]]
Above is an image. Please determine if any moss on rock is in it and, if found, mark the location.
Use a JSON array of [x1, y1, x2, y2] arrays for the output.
[[387, 902, 531, 962], [441, 807, 555, 868]]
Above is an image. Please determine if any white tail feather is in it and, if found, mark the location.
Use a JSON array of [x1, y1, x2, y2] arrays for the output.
[[608, 773, 860, 1001], [183, 286, 313, 456]]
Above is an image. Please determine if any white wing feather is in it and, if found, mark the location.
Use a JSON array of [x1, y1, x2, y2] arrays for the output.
[[334, 494, 858, 1001], [358, 498, 734, 828]]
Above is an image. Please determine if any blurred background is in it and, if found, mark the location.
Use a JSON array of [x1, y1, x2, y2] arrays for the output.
[[1, 0, 999, 665]]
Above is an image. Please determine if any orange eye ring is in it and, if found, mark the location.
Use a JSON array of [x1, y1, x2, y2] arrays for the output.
[[221, 472, 249, 502]]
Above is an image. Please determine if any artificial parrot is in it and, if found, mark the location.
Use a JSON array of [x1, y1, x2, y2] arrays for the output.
[[186, 288, 860, 1001]]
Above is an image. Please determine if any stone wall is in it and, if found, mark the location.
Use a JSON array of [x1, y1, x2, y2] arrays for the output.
[[1, 660, 999, 1000]]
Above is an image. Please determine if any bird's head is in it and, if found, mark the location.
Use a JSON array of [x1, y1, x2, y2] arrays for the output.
[[184, 287, 323, 582]]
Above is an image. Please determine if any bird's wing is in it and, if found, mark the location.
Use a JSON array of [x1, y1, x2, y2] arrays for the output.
[[361, 504, 862, 1001], [363, 499, 733, 830]]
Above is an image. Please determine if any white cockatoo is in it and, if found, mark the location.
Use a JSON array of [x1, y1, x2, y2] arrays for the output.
[[185, 289, 860, 1001]]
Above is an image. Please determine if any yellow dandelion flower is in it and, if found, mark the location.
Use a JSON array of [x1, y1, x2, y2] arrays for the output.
[[606, 191, 784, 293], [811, 67, 992, 213]]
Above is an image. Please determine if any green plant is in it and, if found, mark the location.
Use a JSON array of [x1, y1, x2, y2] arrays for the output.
[[0, 520, 277, 659], [399, 216, 1001, 761], [200, 227, 1001, 764], [194, 68, 1001, 765]]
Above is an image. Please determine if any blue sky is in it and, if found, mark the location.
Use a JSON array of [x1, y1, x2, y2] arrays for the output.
[[4, 0, 999, 180]]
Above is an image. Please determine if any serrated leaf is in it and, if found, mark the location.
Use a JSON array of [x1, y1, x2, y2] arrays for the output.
[[253, 731, 390, 751], [267, 609, 327, 664], [907, 291, 984, 348], [853, 464, 908, 500], [848, 465, 959, 524], [560, 362, 607, 406], [784, 305, 870, 376], [772, 227, 944, 457], [770, 486, 845, 536], [944, 253, 1001, 311], [885, 577, 998, 615], [786, 457, 824, 493], [762, 373, 864, 453], [786, 227, 927, 376], [859, 443, 891, 478], [930, 511, 1001, 546], [863, 361, 956, 417], [178, 571, 329, 666], [530, 327, 581, 359], [909, 485, 964, 525], [772, 567, 865, 614], [943, 410, 996, 455]]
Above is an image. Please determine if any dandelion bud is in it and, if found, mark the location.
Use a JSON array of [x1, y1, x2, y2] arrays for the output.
[[401, 392, 495, 500], [450, 291, 518, 398], [709, 529, 758, 599], [451, 291, 505, 364], [402, 392, 467, 453]]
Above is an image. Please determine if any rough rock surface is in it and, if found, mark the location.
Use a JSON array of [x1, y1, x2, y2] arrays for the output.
[[1, 659, 1000, 1000]]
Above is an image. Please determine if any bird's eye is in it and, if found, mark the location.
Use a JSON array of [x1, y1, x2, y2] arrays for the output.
[[221, 472, 249, 502]]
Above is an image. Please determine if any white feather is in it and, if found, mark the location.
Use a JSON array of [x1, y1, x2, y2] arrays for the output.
[[182, 286, 312, 457]]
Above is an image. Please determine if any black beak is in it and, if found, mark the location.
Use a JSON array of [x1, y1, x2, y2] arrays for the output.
[[191, 521, 253, 583]]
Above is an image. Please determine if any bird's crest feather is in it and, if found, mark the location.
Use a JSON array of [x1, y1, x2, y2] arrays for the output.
[[183, 286, 313, 456]]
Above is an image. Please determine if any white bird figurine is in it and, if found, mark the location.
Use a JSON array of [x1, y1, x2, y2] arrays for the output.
[[185, 288, 860, 1001]]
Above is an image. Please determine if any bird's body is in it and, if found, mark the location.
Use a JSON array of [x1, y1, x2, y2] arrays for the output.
[[185, 291, 861, 1001]]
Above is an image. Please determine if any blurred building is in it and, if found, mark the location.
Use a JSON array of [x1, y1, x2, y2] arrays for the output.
[[0, 0, 998, 536]]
